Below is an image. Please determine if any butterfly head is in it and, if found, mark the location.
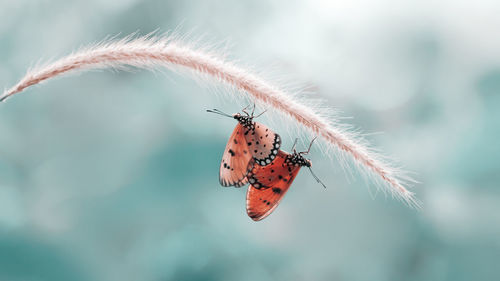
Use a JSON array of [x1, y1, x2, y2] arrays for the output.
[[233, 113, 254, 127], [287, 138, 312, 167], [301, 154, 313, 168], [288, 138, 326, 188], [233, 113, 253, 129], [288, 150, 312, 167], [286, 151, 312, 167]]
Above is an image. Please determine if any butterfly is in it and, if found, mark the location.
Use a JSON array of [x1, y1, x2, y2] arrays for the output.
[[207, 105, 282, 187], [246, 138, 326, 221]]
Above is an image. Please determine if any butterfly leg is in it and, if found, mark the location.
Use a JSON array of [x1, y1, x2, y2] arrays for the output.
[[291, 138, 299, 152], [254, 109, 267, 118], [301, 137, 317, 155], [242, 104, 251, 116]]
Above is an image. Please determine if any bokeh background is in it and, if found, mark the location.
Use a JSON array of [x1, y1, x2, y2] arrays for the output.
[[1, 0, 499, 280]]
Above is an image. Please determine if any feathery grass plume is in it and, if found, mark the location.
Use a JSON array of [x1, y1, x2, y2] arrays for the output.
[[0, 33, 420, 208]]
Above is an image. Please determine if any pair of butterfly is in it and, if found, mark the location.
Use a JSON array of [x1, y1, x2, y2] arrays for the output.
[[208, 105, 325, 221]]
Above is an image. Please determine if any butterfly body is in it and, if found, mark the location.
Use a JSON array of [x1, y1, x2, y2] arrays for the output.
[[233, 114, 254, 130], [212, 109, 281, 187], [246, 150, 312, 221]]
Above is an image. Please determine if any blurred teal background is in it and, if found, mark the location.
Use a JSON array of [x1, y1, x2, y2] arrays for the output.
[[1, 0, 499, 280]]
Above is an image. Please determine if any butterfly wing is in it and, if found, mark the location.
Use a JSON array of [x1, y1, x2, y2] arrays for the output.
[[219, 123, 253, 187], [244, 122, 281, 166], [246, 151, 301, 221], [246, 150, 300, 189]]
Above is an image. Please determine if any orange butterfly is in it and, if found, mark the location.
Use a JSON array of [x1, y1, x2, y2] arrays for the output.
[[246, 138, 326, 221], [207, 105, 282, 187]]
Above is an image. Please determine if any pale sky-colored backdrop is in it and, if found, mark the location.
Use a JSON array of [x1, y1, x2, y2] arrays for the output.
[[0, 0, 499, 280]]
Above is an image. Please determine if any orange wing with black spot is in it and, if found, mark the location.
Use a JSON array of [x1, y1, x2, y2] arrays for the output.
[[219, 123, 253, 187], [244, 122, 281, 166], [246, 151, 301, 221]]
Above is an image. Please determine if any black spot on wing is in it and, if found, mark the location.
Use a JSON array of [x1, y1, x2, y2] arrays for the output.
[[248, 212, 259, 219]]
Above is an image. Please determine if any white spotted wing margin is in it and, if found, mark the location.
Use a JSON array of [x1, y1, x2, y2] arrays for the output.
[[244, 122, 281, 166], [219, 123, 253, 187]]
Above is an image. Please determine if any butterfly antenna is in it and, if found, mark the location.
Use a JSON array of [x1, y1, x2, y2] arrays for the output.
[[251, 102, 256, 116], [291, 138, 299, 152], [308, 167, 327, 189], [206, 109, 233, 118]]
